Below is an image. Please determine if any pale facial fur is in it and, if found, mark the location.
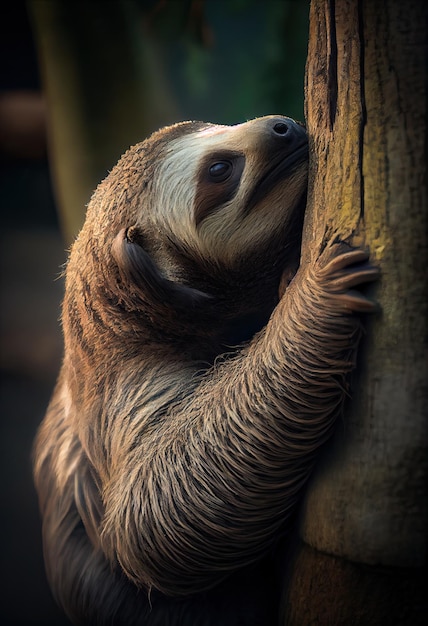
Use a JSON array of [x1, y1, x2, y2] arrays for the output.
[[143, 116, 308, 264]]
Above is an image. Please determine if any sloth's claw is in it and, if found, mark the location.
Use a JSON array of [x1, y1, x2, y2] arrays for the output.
[[328, 266, 380, 290], [317, 243, 380, 313], [321, 248, 370, 274], [333, 290, 379, 313]]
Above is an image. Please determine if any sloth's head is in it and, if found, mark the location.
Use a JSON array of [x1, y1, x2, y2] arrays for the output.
[[74, 116, 308, 342]]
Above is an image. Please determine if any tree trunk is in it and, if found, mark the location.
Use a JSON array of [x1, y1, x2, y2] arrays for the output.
[[284, 0, 427, 623]]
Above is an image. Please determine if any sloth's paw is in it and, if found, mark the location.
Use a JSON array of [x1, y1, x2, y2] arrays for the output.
[[316, 243, 380, 313]]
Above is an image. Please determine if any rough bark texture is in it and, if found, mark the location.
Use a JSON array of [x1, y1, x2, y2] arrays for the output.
[[284, 0, 427, 623]]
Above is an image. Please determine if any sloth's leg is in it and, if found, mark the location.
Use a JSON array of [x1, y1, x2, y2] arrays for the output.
[[38, 430, 280, 625], [35, 429, 156, 625], [100, 242, 379, 597]]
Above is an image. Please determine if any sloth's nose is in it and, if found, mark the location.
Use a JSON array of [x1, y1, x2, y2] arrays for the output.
[[269, 117, 306, 142], [272, 121, 289, 135]]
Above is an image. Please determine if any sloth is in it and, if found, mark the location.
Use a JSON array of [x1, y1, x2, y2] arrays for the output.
[[34, 115, 378, 625]]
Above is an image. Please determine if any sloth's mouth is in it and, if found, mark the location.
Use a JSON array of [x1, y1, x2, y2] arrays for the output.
[[244, 141, 309, 215]]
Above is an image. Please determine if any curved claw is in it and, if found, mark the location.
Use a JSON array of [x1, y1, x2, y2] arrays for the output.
[[321, 249, 371, 275], [314, 243, 381, 314], [333, 290, 380, 314], [329, 265, 380, 290]]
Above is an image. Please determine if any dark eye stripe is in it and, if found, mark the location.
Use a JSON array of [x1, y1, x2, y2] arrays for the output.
[[194, 151, 245, 226]]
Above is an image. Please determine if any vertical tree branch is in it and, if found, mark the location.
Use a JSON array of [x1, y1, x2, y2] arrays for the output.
[[285, 0, 427, 622], [302, 0, 363, 266]]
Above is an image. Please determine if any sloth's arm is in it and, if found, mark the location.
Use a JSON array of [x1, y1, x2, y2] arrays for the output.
[[100, 243, 378, 597]]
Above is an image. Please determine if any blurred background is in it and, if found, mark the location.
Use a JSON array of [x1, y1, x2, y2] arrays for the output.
[[0, 1, 308, 623]]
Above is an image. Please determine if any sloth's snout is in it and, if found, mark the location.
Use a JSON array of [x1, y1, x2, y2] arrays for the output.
[[268, 117, 307, 146], [272, 120, 291, 136]]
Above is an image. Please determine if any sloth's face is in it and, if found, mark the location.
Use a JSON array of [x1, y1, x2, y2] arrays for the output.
[[76, 117, 309, 336], [145, 116, 308, 265]]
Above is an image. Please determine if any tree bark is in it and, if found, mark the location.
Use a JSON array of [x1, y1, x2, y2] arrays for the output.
[[284, 0, 427, 623]]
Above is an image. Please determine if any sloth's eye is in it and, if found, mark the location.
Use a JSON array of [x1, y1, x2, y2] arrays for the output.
[[208, 161, 233, 182], [195, 152, 245, 225]]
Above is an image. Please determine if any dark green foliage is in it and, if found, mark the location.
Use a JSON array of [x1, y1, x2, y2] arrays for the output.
[[137, 0, 309, 124]]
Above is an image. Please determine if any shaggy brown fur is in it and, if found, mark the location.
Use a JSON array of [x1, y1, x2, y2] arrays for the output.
[[33, 116, 378, 625]]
